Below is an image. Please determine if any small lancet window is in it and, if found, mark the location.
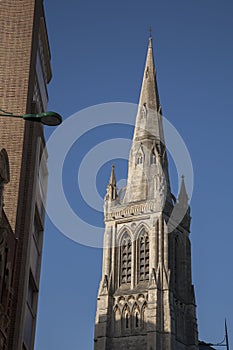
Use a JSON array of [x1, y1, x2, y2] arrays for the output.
[[126, 313, 129, 329], [146, 67, 149, 78], [135, 312, 139, 328], [141, 303, 147, 327], [141, 103, 147, 118], [150, 150, 156, 164], [137, 155, 143, 165]]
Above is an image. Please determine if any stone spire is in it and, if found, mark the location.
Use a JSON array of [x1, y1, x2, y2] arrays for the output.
[[138, 36, 161, 112], [133, 36, 164, 143], [123, 36, 171, 204]]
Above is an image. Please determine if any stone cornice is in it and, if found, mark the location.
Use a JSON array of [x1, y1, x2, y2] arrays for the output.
[[105, 199, 164, 222]]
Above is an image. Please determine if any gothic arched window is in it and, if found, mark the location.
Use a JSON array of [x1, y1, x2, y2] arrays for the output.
[[122, 305, 130, 330], [126, 313, 129, 328], [114, 305, 121, 334], [137, 155, 143, 165], [121, 234, 132, 284], [139, 231, 149, 281], [141, 103, 147, 118], [133, 303, 140, 329], [136, 145, 144, 166], [141, 302, 147, 328], [150, 150, 156, 164]]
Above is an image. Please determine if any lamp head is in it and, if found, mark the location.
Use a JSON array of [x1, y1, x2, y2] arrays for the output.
[[23, 112, 62, 126]]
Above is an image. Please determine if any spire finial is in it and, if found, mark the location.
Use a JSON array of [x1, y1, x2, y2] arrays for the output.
[[149, 27, 153, 48], [149, 26, 152, 38]]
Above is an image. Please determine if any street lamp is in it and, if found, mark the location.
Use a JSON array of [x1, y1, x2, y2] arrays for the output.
[[0, 108, 62, 126]]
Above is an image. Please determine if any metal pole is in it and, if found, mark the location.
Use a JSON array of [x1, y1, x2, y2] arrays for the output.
[[225, 319, 230, 350]]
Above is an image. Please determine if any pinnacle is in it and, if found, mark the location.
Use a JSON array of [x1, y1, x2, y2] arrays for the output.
[[109, 164, 116, 186], [178, 175, 189, 205]]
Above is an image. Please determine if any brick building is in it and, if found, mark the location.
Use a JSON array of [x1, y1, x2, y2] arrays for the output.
[[0, 1, 52, 349]]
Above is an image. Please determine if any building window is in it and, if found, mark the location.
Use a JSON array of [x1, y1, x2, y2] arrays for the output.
[[114, 306, 121, 334], [36, 51, 48, 110], [28, 275, 36, 312], [141, 303, 147, 328], [23, 304, 34, 349], [137, 155, 143, 165], [135, 312, 139, 327], [120, 234, 132, 284], [23, 274, 37, 349], [139, 232, 149, 281], [141, 103, 147, 118], [33, 215, 41, 247], [150, 150, 156, 164], [30, 236, 40, 283], [122, 305, 130, 330], [37, 137, 48, 224], [133, 303, 140, 328], [126, 313, 129, 328]]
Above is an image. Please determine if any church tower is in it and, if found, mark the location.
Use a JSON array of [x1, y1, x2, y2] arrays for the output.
[[94, 37, 198, 350]]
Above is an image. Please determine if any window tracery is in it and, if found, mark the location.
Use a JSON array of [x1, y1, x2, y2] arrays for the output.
[[121, 234, 132, 284], [113, 294, 147, 334], [139, 231, 149, 281]]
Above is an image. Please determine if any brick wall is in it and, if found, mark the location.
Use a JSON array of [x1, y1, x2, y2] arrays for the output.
[[0, 0, 35, 230]]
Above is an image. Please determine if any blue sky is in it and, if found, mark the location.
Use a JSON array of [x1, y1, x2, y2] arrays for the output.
[[35, 0, 233, 349]]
